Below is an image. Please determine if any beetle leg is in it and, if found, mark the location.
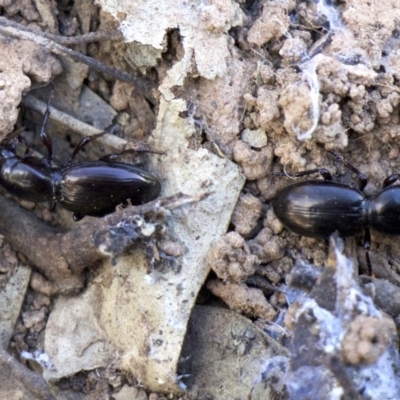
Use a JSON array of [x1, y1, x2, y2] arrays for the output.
[[13, 129, 37, 158], [382, 174, 399, 188], [100, 147, 164, 164], [65, 126, 115, 165], [328, 151, 368, 191], [20, 134, 37, 158], [40, 92, 54, 165], [1, 126, 26, 147], [0, 127, 28, 154], [101, 149, 145, 162], [67, 135, 98, 164], [274, 167, 333, 181], [363, 228, 373, 276], [101, 148, 164, 162]]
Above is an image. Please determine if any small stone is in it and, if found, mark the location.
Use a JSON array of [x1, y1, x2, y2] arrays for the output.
[[22, 307, 47, 329], [231, 194, 263, 237], [30, 272, 58, 297], [241, 128, 268, 148], [207, 232, 259, 283]]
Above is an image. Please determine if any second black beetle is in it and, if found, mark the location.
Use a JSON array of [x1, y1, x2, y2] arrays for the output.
[[0, 98, 161, 221], [272, 153, 400, 272]]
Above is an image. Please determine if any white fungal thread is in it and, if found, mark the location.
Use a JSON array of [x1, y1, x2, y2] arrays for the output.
[[294, 0, 346, 141], [282, 161, 297, 180], [316, 0, 344, 32], [294, 55, 322, 141]]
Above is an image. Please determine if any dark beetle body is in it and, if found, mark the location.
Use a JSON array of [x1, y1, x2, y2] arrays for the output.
[[60, 161, 161, 218], [272, 171, 400, 240], [273, 181, 366, 239], [368, 186, 400, 235], [0, 129, 161, 220], [0, 148, 57, 203]]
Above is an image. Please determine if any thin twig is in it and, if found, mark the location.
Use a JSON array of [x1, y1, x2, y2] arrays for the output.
[[0, 16, 123, 44], [0, 17, 156, 99]]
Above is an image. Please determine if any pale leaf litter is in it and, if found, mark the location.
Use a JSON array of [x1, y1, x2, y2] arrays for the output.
[[0, 0, 399, 399]]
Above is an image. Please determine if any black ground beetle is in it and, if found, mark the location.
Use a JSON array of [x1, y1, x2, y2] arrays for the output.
[[0, 97, 161, 221], [272, 152, 400, 274]]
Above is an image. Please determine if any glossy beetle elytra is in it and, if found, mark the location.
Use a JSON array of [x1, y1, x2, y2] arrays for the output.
[[0, 97, 161, 221], [272, 153, 400, 273]]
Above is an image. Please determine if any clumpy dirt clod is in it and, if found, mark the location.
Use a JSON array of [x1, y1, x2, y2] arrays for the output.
[[207, 279, 276, 321], [233, 141, 274, 180], [248, 227, 285, 264], [342, 315, 396, 365], [231, 193, 262, 237], [207, 231, 259, 283], [0, 36, 61, 137]]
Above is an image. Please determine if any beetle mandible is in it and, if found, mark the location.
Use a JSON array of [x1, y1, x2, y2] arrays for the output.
[[272, 153, 400, 274], [0, 96, 161, 221]]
